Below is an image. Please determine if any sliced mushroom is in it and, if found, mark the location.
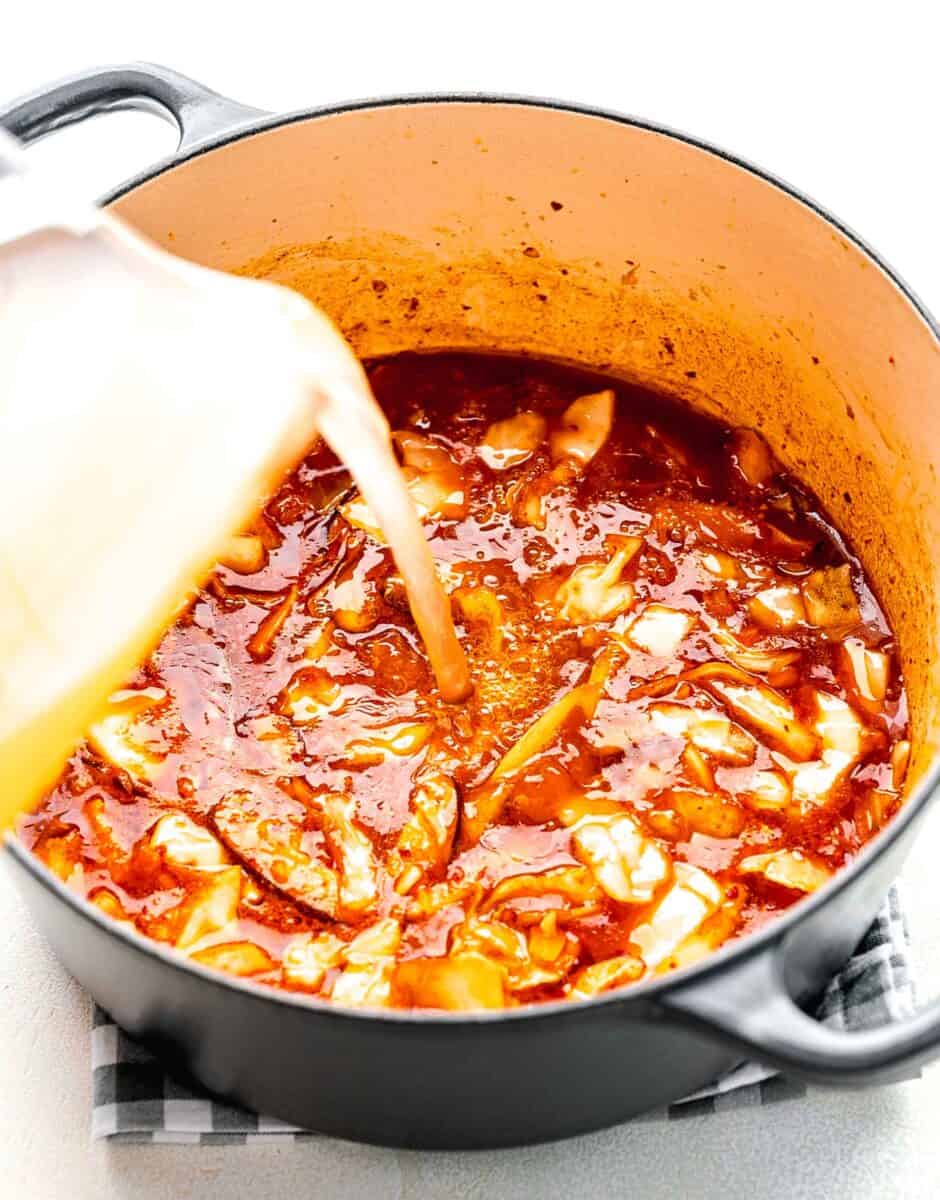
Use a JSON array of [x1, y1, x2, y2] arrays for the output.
[[212, 791, 340, 919], [801, 564, 861, 632]]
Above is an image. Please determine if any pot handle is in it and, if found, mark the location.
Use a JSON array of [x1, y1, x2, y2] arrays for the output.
[[0, 62, 267, 154], [658, 938, 940, 1085]]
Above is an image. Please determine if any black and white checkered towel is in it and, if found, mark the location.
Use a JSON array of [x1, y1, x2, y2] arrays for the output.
[[92, 884, 917, 1142]]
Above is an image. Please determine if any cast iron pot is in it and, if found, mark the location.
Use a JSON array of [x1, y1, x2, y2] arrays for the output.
[[3, 63, 940, 1149]]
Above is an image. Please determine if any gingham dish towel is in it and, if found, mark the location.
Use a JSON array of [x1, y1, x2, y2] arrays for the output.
[[92, 884, 917, 1142]]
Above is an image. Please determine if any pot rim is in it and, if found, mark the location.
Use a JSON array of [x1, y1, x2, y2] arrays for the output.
[[6, 90, 939, 1028]]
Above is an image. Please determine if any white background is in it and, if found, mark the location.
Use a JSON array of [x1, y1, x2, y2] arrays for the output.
[[2, 3, 940, 1196]]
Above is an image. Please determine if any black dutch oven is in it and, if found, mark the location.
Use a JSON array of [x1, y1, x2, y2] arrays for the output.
[[3, 63, 940, 1148]]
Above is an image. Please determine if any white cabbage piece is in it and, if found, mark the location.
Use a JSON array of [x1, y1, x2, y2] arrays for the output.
[[342, 432, 466, 539], [87, 686, 169, 781], [569, 954, 645, 999], [649, 702, 756, 765], [174, 866, 243, 950], [567, 810, 671, 904], [550, 390, 615, 465], [738, 768, 792, 813], [686, 663, 818, 761], [319, 792, 379, 917], [191, 941, 274, 976], [281, 932, 346, 991], [783, 690, 868, 812], [150, 812, 227, 870], [329, 918, 401, 1008], [388, 772, 458, 886], [450, 915, 578, 993], [625, 604, 696, 657], [394, 953, 506, 1010], [479, 411, 547, 470], [738, 849, 832, 893], [842, 638, 890, 706], [554, 538, 642, 624], [630, 863, 723, 970], [748, 585, 806, 632]]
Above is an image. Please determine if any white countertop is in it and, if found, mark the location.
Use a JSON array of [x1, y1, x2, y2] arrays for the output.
[[2, 6, 939, 1196]]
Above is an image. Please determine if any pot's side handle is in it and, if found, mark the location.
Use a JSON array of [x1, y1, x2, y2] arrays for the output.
[[658, 941, 940, 1086], [0, 62, 268, 153]]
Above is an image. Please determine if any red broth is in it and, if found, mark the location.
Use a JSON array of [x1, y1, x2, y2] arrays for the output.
[[21, 352, 909, 1010]]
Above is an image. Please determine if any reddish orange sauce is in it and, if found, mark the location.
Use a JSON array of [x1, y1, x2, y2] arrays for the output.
[[22, 353, 910, 1010]]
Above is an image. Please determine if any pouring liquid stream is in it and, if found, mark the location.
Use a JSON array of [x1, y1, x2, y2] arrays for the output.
[[0, 148, 470, 827], [312, 391, 472, 705]]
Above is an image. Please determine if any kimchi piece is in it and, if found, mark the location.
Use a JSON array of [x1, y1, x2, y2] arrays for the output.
[[22, 352, 909, 1011]]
